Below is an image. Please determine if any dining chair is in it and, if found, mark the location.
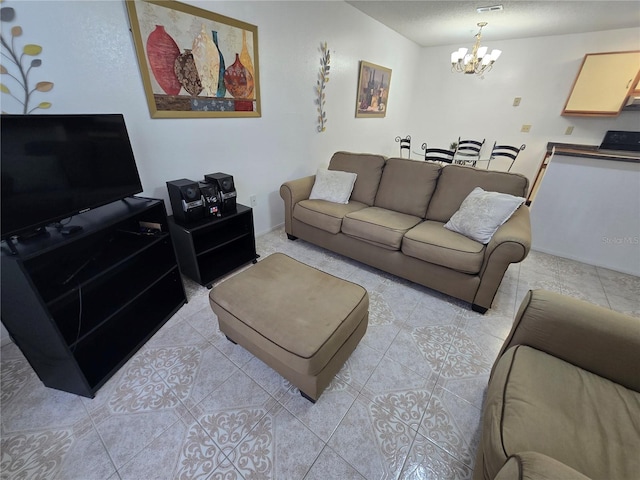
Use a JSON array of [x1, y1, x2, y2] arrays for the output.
[[420, 143, 455, 164], [395, 135, 411, 158], [487, 142, 526, 171], [453, 137, 485, 166]]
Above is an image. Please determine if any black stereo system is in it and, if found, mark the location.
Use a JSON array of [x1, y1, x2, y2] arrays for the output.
[[166, 172, 237, 225]]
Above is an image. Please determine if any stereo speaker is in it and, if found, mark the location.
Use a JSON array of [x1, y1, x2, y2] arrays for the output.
[[198, 182, 221, 217], [166, 178, 204, 225], [204, 172, 237, 214]]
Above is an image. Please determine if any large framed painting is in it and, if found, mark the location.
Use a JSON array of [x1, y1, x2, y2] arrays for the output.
[[355, 61, 392, 118], [126, 0, 260, 118]]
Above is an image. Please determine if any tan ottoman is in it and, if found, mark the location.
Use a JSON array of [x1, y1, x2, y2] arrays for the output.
[[209, 253, 368, 402]]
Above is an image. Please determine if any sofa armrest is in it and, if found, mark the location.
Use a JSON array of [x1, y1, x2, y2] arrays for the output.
[[279, 175, 315, 235], [495, 452, 591, 480], [484, 206, 531, 264], [494, 289, 640, 392], [472, 207, 531, 311]]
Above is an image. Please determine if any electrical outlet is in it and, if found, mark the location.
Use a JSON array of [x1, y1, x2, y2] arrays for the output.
[[513, 97, 521, 106], [250, 195, 257, 207], [521, 124, 532, 133], [565, 126, 574, 135]]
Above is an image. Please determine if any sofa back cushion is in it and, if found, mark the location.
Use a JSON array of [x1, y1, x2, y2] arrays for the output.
[[426, 164, 529, 222], [374, 158, 442, 217], [329, 152, 386, 206]]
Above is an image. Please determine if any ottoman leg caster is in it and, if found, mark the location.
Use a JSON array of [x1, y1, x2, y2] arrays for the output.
[[300, 391, 316, 404]]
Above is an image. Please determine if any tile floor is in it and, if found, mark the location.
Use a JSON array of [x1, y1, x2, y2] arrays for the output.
[[1, 226, 639, 480]]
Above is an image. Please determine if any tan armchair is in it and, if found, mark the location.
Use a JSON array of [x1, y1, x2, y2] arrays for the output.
[[474, 289, 640, 479]]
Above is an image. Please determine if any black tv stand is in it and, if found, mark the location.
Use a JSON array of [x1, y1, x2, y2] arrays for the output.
[[0, 197, 187, 397]]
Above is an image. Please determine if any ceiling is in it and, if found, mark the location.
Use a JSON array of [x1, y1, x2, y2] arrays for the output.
[[345, 1, 640, 47]]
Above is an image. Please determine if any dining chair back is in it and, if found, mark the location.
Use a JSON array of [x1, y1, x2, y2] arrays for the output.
[[395, 135, 411, 158], [420, 143, 455, 164], [453, 137, 485, 166], [487, 142, 526, 171]]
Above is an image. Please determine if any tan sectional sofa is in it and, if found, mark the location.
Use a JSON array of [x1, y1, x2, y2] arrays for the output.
[[280, 152, 532, 312], [475, 289, 640, 479]]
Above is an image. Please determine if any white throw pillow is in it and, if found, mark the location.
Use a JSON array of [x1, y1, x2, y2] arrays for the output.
[[444, 187, 525, 244], [309, 169, 357, 204]]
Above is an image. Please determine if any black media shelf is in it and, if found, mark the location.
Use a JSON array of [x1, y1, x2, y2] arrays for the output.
[[0, 197, 187, 398], [169, 204, 258, 287]]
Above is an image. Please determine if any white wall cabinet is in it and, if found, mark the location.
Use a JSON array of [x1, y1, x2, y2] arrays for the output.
[[562, 50, 640, 116]]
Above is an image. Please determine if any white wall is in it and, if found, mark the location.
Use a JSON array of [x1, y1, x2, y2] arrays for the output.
[[408, 28, 640, 182], [2, 2, 639, 346], [3, 1, 638, 236], [530, 154, 640, 276], [0, 0, 421, 236]]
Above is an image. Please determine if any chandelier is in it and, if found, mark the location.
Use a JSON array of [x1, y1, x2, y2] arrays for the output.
[[451, 22, 502, 76]]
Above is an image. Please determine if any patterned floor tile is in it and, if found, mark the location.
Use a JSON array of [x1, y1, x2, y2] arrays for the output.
[[208, 326, 256, 369], [435, 374, 489, 411], [361, 355, 436, 432], [335, 341, 383, 392], [241, 356, 294, 402], [95, 408, 180, 468], [186, 304, 222, 341], [190, 371, 277, 460], [2, 226, 638, 480], [118, 415, 223, 480], [231, 404, 324, 480], [1, 428, 75, 479], [328, 395, 416, 479], [1, 374, 90, 434], [440, 329, 502, 380], [418, 386, 482, 468], [1, 354, 35, 407], [400, 432, 473, 479], [304, 445, 366, 480], [53, 425, 117, 480], [385, 325, 451, 379], [282, 382, 358, 442]]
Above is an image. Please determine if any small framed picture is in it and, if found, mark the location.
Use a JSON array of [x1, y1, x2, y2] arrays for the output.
[[355, 61, 392, 118]]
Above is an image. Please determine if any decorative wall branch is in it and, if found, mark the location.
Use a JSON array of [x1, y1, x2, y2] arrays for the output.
[[0, 3, 54, 114], [315, 42, 330, 132]]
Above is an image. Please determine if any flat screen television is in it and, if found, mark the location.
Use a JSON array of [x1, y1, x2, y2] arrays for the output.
[[1, 114, 143, 240]]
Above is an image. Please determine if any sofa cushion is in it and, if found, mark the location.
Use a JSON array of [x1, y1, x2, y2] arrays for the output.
[[483, 345, 640, 480], [402, 220, 485, 274], [494, 453, 592, 480], [374, 158, 442, 217], [444, 187, 525, 244], [309, 168, 357, 204], [342, 207, 422, 250], [426, 164, 529, 223], [294, 199, 367, 234], [329, 152, 386, 206]]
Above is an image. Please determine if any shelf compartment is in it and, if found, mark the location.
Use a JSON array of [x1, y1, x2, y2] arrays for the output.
[[27, 232, 171, 305], [197, 235, 257, 283], [191, 216, 252, 254], [49, 238, 178, 346], [72, 269, 185, 390]]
